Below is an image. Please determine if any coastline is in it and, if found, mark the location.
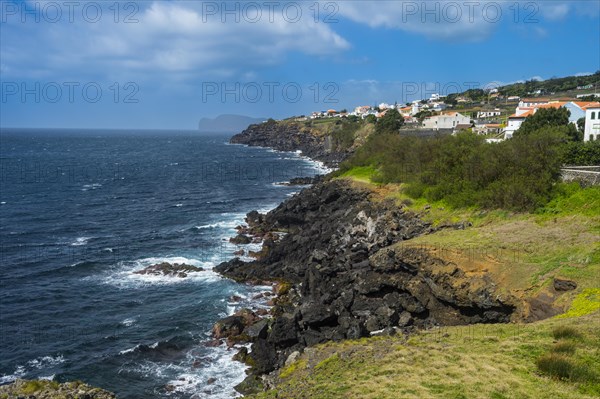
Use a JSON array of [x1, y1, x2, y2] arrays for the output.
[[212, 128, 517, 396], [201, 142, 333, 397]]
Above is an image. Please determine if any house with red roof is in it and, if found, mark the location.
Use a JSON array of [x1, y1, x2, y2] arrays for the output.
[[583, 103, 600, 142]]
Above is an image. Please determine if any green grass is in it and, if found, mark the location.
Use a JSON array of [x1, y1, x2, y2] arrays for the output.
[[338, 166, 378, 183], [556, 289, 600, 319], [250, 312, 600, 399], [21, 381, 44, 394], [553, 326, 583, 340], [537, 184, 600, 218]]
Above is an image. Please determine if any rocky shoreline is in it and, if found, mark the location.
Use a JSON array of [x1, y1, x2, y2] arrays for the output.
[[212, 179, 517, 395], [0, 379, 116, 398], [230, 121, 352, 167]]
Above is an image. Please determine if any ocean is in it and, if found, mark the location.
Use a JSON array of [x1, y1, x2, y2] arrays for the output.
[[0, 128, 327, 398]]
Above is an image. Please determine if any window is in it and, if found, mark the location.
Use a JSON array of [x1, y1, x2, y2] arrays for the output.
[[592, 112, 596, 120]]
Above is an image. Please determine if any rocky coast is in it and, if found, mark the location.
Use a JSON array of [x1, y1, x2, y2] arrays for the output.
[[212, 123, 519, 394]]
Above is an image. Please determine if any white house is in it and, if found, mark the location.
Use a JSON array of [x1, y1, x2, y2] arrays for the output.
[[430, 102, 447, 112], [477, 108, 502, 118], [423, 112, 470, 130], [504, 109, 534, 139], [519, 98, 550, 108], [583, 103, 600, 142]]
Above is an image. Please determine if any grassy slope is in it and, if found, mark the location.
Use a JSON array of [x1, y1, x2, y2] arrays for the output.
[[250, 172, 599, 398], [338, 171, 600, 309], [253, 312, 599, 399]]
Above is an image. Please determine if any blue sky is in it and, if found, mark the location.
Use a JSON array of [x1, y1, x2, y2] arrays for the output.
[[1, 0, 599, 129]]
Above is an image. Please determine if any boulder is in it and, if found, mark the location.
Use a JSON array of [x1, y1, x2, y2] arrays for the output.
[[212, 316, 245, 339], [553, 278, 577, 291], [133, 262, 203, 278], [230, 234, 252, 245], [249, 339, 279, 374], [268, 315, 299, 347], [245, 319, 269, 340]]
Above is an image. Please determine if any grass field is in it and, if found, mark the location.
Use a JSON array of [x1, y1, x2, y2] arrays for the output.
[[251, 311, 600, 399], [251, 173, 600, 398]]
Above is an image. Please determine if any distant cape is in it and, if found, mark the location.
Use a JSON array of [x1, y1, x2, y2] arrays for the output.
[[198, 114, 266, 134]]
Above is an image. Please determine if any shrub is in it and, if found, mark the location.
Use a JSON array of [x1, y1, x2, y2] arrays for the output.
[[551, 341, 577, 354], [337, 127, 566, 212], [552, 326, 582, 340], [537, 354, 596, 382], [563, 140, 600, 165]]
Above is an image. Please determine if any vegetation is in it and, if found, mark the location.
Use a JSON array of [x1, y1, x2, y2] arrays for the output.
[[515, 108, 581, 141], [556, 289, 600, 319], [563, 140, 600, 165], [336, 128, 567, 211], [250, 312, 600, 399], [498, 72, 600, 98], [375, 108, 404, 134]]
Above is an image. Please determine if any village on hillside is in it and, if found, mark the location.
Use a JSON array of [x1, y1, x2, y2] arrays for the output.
[[302, 85, 600, 143]]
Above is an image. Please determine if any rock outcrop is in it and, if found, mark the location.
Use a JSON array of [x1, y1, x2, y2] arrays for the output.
[[0, 379, 115, 398], [230, 121, 349, 167], [215, 180, 516, 383], [133, 262, 204, 278]]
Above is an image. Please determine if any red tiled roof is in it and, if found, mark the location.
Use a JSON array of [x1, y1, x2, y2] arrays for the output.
[[581, 102, 600, 109]]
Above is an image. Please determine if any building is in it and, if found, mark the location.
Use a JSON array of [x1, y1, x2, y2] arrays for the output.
[[430, 102, 448, 112], [519, 98, 550, 108], [504, 109, 535, 139], [563, 101, 595, 124], [398, 106, 412, 117], [477, 108, 502, 118], [474, 123, 503, 135], [583, 103, 600, 142], [422, 112, 470, 130], [453, 123, 472, 133]]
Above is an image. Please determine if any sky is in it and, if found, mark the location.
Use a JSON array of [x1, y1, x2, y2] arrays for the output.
[[0, 0, 599, 129]]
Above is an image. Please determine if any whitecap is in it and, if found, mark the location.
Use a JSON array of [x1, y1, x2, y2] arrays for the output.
[[94, 256, 222, 288], [81, 183, 102, 191], [71, 237, 90, 246], [0, 355, 65, 384], [121, 316, 138, 327], [163, 345, 248, 398], [27, 355, 65, 369], [0, 365, 25, 384]]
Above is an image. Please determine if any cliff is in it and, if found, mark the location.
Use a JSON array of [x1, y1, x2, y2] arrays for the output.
[[215, 180, 517, 392], [230, 120, 356, 167]]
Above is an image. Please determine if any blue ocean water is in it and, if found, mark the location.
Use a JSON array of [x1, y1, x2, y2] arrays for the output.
[[0, 129, 326, 398]]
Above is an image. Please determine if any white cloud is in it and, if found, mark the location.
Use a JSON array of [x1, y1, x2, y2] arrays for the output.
[[2, 1, 350, 80], [335, 1, 597, 41], [539, 3, 570, 20], [335, 1, 502, 42]]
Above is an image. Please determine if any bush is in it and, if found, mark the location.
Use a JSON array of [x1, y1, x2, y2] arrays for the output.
[[337, 127, 566, 212], [552, 326, 582, 340], [551, 341, 577, 354], [563, 140, 600, 165], [536, 354, 596, 382]]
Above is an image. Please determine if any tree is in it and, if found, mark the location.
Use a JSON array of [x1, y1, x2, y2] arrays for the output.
[[577, 117, 586, 133], [365, 114, 377, 124], [415, 110, 435, 123], [376, 109, 404, 134], [515, 107, 581, 141]]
